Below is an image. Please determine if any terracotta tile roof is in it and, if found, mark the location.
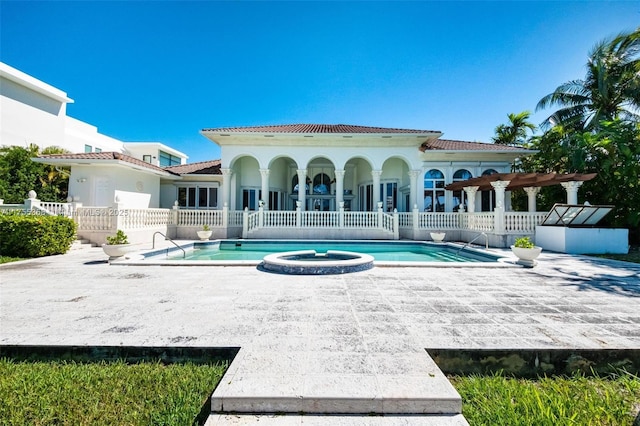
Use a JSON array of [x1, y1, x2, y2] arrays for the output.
[[202, 123, 440, 134], [164, 160, 221, 175], [421, 139, 529, 152], [37, 152, 177, 174]]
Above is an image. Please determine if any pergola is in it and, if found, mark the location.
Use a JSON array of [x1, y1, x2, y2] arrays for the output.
[[444, 172, 597, 212]]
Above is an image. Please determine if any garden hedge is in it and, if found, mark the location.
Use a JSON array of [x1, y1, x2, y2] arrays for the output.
[[0, 213, 77, 257]]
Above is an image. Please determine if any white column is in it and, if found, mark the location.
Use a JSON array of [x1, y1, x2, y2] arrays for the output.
[[524, 187, 541, 212], [297, 169, 307, 211], [409, 170, 421, 212], [259, 168, 270, 210], [490, 181, 510, 210], [561, 181, 583, 205], [221, 168, 232, 210], [334, 169, 345, 209], [372, 170, 382, 210], [490, 181, 510, 235], [463, 186, 479, 213]]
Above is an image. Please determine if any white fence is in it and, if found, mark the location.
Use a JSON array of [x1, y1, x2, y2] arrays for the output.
[[505, 212, 547, 234], [3, 197, 545, 243]]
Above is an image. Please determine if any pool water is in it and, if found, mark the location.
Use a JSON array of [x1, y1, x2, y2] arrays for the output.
[[166, 240, 499, 263]]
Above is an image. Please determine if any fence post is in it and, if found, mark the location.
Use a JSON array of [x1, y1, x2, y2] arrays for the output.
[[258, 203, 264, 228], [339, 201, 345, 228], [172, 201, 179, 225], [222, 202, 229, 228], [393, 209, 399, 240], [23, 190, 40, 212], [412, 204, 419, 233], [242, 207, 249, 238], [377, 202, 383, 229], [296, 201, 301, 228]]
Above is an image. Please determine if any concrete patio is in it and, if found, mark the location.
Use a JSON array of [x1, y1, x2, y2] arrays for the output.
[[1, 244, 639, 424]]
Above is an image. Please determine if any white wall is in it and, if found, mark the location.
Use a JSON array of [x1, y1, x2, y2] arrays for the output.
[[1, 78, 67, 150], [69, 165, 161, 207], [64, 117, 125, 153]]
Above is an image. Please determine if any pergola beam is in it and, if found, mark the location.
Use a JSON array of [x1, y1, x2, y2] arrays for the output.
[[444, 172, 597, 192]]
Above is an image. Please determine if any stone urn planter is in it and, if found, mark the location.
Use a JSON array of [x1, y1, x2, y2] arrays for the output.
[[197, 230, 212, 241], [430, 232, 446, 243], [102, 229, 138, 261], [102, 243, 138, 260], [197, 225, 212, 241], [511, 237, 542, 267]]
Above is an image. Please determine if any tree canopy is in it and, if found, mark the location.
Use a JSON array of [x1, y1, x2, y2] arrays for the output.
[[0, 145, 70, 204], [536, 27, 640, 131], [505, 27, 640, 244]]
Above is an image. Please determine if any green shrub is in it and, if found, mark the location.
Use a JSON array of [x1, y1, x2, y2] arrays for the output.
[[106, 229, 129, 245], [514, 236, 535, 248], [0, 213, 77, 257]]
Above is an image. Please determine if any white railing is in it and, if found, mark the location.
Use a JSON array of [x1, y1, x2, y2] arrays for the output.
[[177, 209, 224, 227], [39, 202, 73, 216], [302, 211, 338, 227], [75, 207, 113, 230], [264, 210, 297, 227], [461, 212, 495, 232], [228, 211, 244, 227], [417, 212, 461, 230], [504, 212, 547, 234], [344, 211, 378, 228], [382, 212, 395, 233], [398, 212, 412, 228], [120, 208, 172, 229]]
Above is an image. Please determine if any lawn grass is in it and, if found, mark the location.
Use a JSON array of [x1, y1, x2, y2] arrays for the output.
[[450, 371, 640, 426], [0, 358, 227, 426], [0, 255, 25, 264]]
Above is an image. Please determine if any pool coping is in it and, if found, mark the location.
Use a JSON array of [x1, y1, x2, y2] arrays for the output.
[[110, 239, 517, 268]]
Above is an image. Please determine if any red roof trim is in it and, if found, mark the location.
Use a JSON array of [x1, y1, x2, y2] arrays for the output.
[[202, 123, 440, 134]]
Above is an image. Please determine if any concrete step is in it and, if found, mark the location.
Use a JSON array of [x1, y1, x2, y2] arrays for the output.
[[206, 413, 469, 425], [70, 239, 94, 250], [211, 349, 462, 416]]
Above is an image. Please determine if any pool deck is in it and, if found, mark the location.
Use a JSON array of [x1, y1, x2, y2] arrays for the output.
[[1, 241, 639, 425]]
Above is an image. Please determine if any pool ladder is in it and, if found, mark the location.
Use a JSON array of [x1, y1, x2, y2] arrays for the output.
[[456, 232, 488, 257], [152, 231, 186, 258]]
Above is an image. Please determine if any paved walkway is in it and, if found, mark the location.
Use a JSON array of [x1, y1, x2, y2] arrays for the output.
[[1, 245, 639, 424]]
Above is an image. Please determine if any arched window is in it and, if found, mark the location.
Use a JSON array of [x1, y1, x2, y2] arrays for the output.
[[292, 175, 311, 193], [423, 169, 445, 212], [481, 169, 498, 211], [452, 169, 472, 211], [312, 173, 331, 195]]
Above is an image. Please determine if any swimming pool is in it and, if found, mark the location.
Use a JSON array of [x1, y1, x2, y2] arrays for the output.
[[148, 240, 507, 265]]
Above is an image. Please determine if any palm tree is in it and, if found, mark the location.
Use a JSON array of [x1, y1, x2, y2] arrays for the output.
[[536, 27, 640, 130], [492, 111, 536, 146]]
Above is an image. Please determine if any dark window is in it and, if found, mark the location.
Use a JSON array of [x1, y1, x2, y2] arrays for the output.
[[159, 150, 181, 167]]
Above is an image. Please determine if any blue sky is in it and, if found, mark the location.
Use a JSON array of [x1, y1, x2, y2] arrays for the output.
[[2, 1, 639, 163]]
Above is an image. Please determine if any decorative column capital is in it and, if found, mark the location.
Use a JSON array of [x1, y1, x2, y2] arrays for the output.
[[490, 181, 510, 191], [296, 169, 308, 177], [463, 185, 480, 196], [259, 168, 270, 177], [371, 170, 383, 178], [560, 181, 584, 191], [221, 168, 233, 177], [408, 170, 421, 179], [334, 169, 345, 178], [523, 186, 541, 196]]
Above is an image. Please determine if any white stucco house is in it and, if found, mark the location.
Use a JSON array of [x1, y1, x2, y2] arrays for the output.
[[3, 61, 604, 248]]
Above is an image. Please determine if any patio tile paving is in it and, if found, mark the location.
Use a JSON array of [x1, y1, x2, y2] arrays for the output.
[[1, 245, 639, 424]]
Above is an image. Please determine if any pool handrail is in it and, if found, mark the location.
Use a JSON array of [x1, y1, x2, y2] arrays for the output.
[[152, 231, 186, 258]]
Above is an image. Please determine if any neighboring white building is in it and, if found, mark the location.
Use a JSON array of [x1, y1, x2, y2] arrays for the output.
[[0, 62, 187, 159]]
